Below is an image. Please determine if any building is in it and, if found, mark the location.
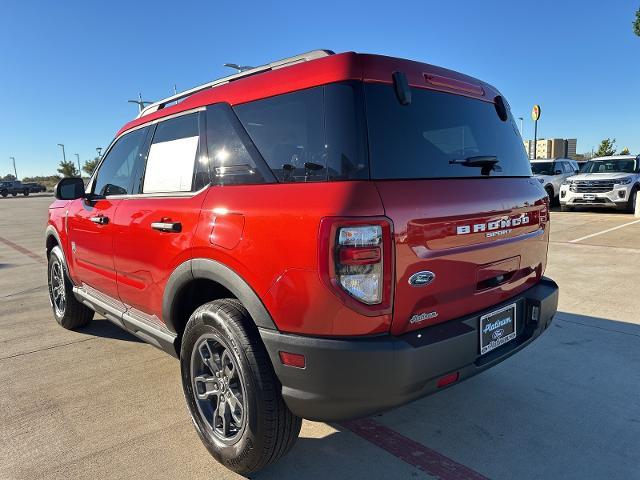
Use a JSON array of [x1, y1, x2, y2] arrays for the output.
[[523, 138, 578, 160]]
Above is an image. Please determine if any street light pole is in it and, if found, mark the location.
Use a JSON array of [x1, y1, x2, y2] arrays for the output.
[[518, 117, 524, 136], [57, 143, 66, 163], [127, 92, 154, 112], [10, 157, 17, 179], [96, 147, 102, 157], [74, 154, 81, 175]]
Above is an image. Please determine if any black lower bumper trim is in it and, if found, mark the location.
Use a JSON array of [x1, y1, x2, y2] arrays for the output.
[[260, 277, 559, 422]]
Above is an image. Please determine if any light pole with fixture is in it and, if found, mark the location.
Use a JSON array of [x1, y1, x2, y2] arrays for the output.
[[96, 147, 102, 157], [74, 153, 81, 175], [127, 93, 154, 112], [57, 143, 66, 164]]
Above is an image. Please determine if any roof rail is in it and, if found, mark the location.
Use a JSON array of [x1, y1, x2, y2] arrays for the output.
[[137, 49, 334, 119]]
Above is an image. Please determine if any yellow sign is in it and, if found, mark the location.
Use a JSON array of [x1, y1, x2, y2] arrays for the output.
[[531, 104, 541, 121]]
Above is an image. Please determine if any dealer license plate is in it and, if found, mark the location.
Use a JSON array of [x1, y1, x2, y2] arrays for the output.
[[480, 303, 517, 355]]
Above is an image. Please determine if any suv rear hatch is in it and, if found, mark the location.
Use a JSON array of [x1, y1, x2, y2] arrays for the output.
[[364, 82, 550, 335]]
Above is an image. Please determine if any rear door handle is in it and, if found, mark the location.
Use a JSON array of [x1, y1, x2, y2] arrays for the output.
[[90, 215, 109, 225], [151, 221, 182, 233]]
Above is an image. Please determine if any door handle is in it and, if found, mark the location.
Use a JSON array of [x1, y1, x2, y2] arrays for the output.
[[90, 215, 109, 225], [151, 221, 182, 233]]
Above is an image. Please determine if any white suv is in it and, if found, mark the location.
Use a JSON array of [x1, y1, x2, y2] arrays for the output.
[[531, 158, 580, 204], [559, 155, 640, 212]]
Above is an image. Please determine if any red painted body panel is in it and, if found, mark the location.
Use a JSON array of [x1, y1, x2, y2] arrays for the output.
[[111, 192, 208, 318], [192, 182, 388, 335], [65, 198, 123, 305], [374, 178, 549, 335]]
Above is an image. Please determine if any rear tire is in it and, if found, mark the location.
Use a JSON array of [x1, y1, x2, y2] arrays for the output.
[[0, 190, 7, 197], [11, 192, 17, 197], [48, 246, 94, 329], [23, 190, 29, 196], [180, 299, 301, 475]]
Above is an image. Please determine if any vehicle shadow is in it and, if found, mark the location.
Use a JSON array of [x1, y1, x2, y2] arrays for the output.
[[250, 311, 640, 480], [550, 204, 631, 215], [79, 317, 142, 343]]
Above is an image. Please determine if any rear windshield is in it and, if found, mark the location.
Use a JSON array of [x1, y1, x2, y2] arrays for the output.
[[531, 162, 555, 175], [581, 159, 638, 174], [365, 84, 531, 179]]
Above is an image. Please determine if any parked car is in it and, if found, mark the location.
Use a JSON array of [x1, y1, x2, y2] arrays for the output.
[[559, 155, 640, 212], [46, 50, 559, 474], [0, 180, 30, 197], [531, 158, 580, 204], [23, 182, 47, 193]]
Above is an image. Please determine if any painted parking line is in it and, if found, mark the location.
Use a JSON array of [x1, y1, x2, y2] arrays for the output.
[[569, 219, 640, 243], [0, 236, 46, 264], [341, 418, 488, 480]]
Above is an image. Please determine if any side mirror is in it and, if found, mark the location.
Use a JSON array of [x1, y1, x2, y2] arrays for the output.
[[55, 177, 85, 200], [554, 169, 563, 175]]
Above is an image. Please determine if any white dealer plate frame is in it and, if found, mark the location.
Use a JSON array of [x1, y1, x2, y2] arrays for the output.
[[479, 303, 517, 355]]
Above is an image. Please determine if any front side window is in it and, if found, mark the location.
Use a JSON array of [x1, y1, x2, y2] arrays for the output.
[[365, 84, 531, 179], [94, 127, 148, 196], [142, 113, 201, 193], [234, 82, 367, 182]]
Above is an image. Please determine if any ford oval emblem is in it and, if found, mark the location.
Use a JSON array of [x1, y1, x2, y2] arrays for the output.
[[408, 271, 436, 287]]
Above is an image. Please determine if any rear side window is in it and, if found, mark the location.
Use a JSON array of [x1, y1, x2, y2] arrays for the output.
[[234, 82, 367, 182], [94, 127, 148, 196], [365, 84, 531, 179], [205, 104, 274, 185], [143, 113, 200, 193]]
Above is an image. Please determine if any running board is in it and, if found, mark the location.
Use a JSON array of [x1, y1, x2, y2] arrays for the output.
[[73, 286, 179, 357]]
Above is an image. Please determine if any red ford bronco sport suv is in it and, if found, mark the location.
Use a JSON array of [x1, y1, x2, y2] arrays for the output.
[[47, 50, 558, 474]]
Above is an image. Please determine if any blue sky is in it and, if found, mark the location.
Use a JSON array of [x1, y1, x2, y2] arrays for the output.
[[1, 0, 638, 178]]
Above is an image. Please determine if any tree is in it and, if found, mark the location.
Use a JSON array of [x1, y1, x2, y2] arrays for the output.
[[595, 138, 617, 157], [82, 157, 100, 176], [57, 160, 79, 177], [2, 173, 17, 181], [619, 147, 630, 155], [634, 7, 640, 36]]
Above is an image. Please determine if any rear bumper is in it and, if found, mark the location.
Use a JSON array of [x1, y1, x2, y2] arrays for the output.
[[260, 277, 558, 422]]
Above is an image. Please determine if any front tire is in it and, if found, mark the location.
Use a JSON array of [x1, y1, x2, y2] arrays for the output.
[[23, 189, 29, 196], [180, 299, 301, 475], [48, 246, 94, 329], [626, 187, 638, 214]]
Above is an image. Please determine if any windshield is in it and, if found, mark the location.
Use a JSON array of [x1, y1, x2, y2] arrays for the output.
[[531, 162, 555, 175], [365, 84, 531, 179], [581, 159, 638, 174]]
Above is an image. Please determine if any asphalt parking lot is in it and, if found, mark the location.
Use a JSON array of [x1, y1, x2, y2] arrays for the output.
[[1, 195, 639, 480]]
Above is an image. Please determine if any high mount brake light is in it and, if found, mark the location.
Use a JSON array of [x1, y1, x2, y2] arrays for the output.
[[318, 218, 394, 315]]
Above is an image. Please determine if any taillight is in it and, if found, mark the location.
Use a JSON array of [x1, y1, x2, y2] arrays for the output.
[[336, 225, 383, 304], [319, 218, 393, 316]]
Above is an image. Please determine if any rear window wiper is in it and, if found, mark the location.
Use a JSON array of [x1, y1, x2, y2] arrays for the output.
[[449, 156, 502, 175]]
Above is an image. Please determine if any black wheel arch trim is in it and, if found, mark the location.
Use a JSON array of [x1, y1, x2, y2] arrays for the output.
[[45, 225, 64, 261], [162, 258, 278, 335]]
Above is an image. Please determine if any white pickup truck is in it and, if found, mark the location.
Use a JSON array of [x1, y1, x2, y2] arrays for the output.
[[559, 155, 640, 212], [531, 159, 580, 204]]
